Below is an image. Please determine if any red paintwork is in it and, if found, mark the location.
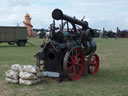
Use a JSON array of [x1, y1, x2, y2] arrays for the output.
[[89, 54, 99, 74], [67, 48, 84, 80]]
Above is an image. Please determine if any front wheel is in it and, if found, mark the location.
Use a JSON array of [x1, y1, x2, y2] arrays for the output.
[[63, 48, 85, 80]]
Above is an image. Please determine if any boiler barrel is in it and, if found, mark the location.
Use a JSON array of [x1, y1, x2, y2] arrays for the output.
[[52, 9, 88, 28]]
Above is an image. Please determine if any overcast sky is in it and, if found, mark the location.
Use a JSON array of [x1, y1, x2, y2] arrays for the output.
[[0, 0, 128, 30]]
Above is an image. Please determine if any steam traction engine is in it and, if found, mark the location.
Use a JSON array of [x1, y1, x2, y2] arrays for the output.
[[35, 9, 99, 80]]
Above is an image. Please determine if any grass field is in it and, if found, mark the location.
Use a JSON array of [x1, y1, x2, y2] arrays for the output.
[[0, 37, 128, 96]]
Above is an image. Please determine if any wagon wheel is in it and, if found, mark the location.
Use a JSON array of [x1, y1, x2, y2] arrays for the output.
[[36, 58, 44, 71], [17, 40, 26, 46], [87, 54, 99, 74], [63, 48, 84, 80]]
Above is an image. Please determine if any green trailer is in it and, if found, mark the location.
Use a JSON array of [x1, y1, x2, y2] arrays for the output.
[[0, 26, 27, 46]]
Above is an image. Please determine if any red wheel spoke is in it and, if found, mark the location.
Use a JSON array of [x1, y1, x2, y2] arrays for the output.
[[68, 65, 73, 73], [78, 58, 81, 63], [76, 66, 80, 73], [74, 57, 81, 64], [90, 60, 96, 66], [75, 49, 80, 57], [76, 53, 80, 57], [69, 56, 74, 61], [94, 61, 97, 65], [76, 64, 81, 67], [73, 66, 77, 76]]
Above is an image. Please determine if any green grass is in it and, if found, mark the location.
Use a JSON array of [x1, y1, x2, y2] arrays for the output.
[[0, 37, 128, 96]]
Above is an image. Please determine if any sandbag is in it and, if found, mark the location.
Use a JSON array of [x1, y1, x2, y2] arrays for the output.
[[11, 64, 22, 72], [6, 64, 43, 85], [6, 77, 19, 83], [22, 65, 40, 73], [19, 78, 40, 85], [19, 71, 38, 80], [5, 69, 19, 80]]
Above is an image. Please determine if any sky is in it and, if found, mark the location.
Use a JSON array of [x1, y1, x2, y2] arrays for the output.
[[0, 0, 128, 31]]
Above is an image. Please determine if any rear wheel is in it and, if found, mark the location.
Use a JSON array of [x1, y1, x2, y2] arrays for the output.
[[63, 48, 84, 80], [87, 54, 99, 74], [17, 40, 26, 46]]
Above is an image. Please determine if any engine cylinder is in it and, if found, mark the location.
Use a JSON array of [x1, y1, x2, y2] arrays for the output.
[[82, 40, 96, 55]]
